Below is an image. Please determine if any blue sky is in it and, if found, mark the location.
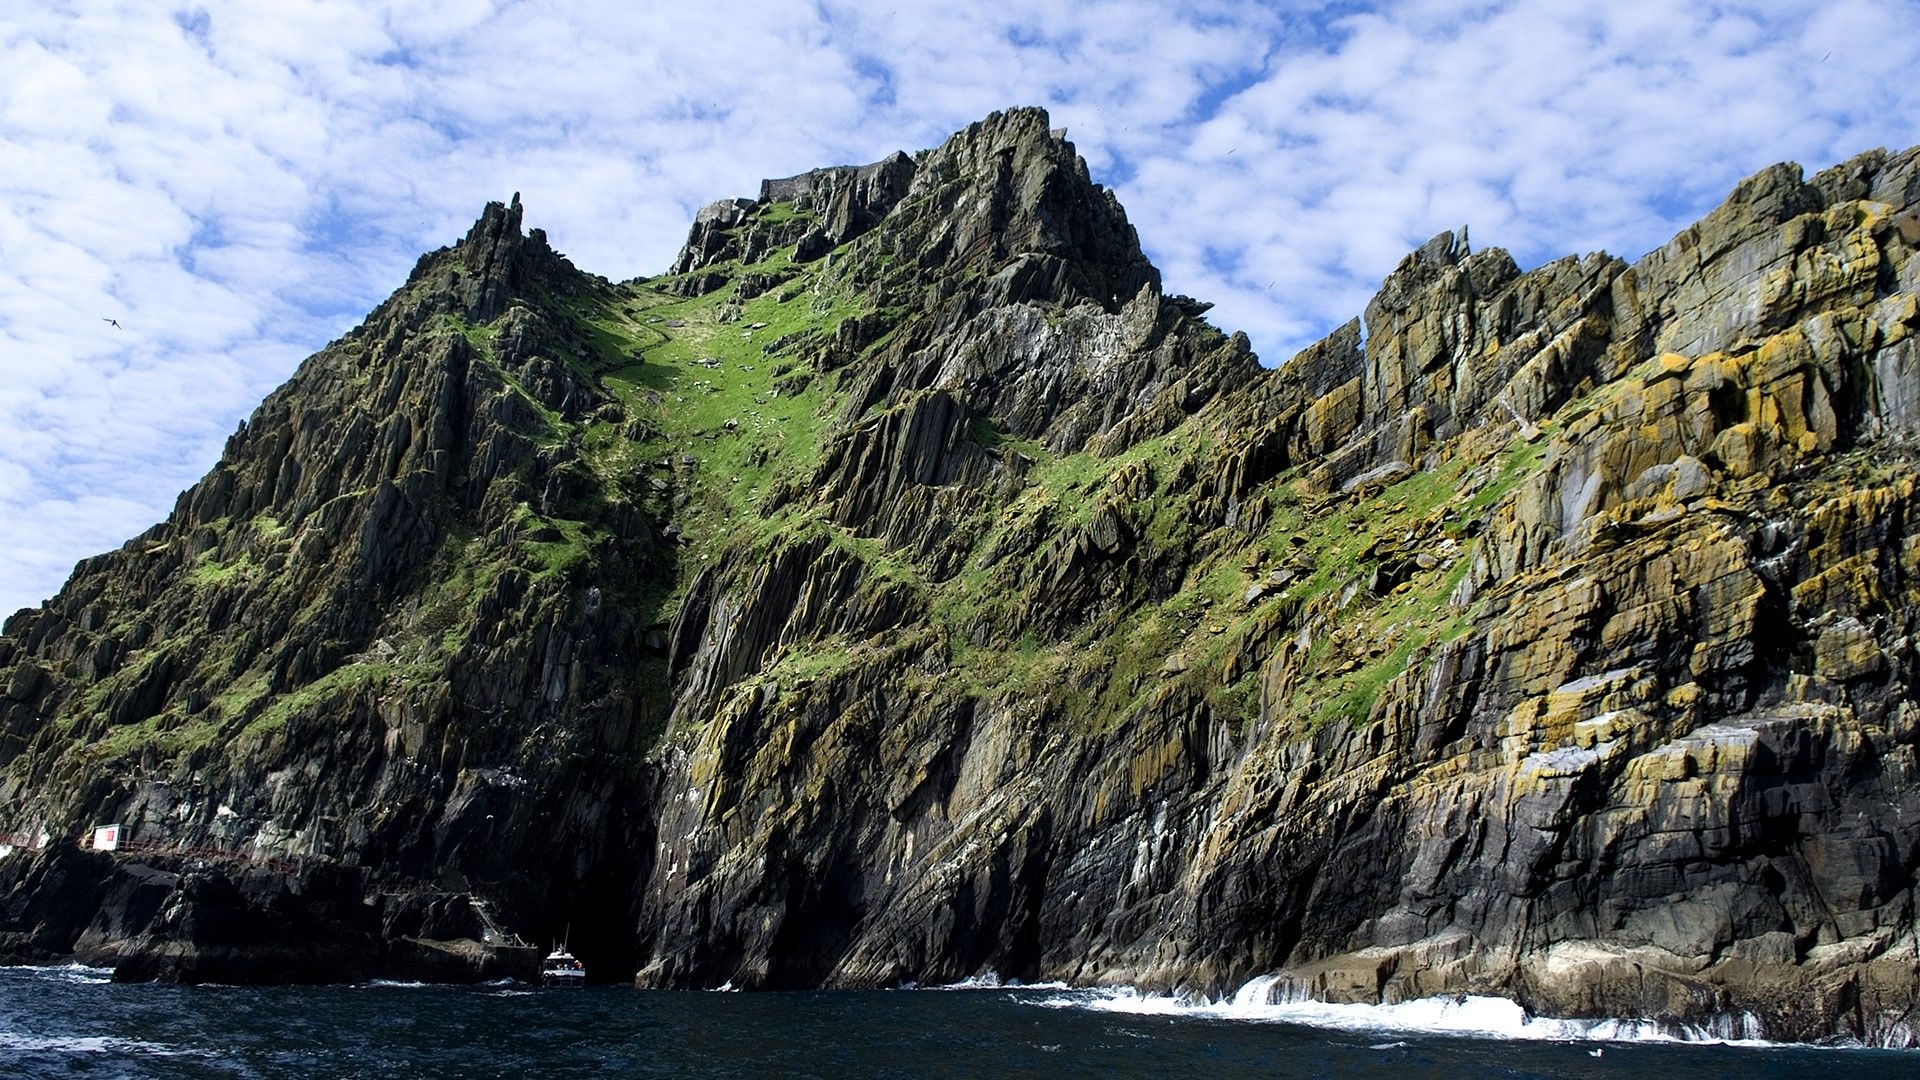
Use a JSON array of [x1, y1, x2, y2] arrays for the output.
[[3, 0, 1918, 618]]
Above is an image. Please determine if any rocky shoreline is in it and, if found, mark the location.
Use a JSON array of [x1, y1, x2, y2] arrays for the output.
[[0, 845, 538, 984]]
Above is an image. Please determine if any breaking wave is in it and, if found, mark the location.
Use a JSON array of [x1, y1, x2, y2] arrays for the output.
[[20, 963, 113, 986], [927, 973, 1069, 991], [1035, 974, 1786, 1046]]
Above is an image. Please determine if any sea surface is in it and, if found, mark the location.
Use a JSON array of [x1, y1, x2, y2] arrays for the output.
[[2, 965, 1915, 1078]]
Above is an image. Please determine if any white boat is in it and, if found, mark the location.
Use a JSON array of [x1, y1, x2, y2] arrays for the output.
[[541, 944, 586, 985]]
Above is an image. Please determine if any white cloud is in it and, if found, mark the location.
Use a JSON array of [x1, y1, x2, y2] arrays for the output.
[[1134, 0, 1920, 350], [1, 0, 1918, 617]]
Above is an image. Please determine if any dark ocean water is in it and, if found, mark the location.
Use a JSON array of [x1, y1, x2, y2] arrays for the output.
[[2, 965, 1915, 1078]]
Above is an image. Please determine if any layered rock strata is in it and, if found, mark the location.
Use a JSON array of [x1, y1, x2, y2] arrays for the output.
[[2, 108, 1918, 1041]]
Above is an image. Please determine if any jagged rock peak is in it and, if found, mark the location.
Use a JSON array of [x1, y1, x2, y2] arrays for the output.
[[406, 193, 565, 322], [466, 191, 525, 245], [668, 108, 1159, 311], [894, 106, 1159, 307], [672, 151, 917, 275]]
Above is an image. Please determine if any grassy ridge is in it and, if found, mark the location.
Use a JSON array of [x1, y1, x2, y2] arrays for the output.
[[70, 191, 1572, 772]]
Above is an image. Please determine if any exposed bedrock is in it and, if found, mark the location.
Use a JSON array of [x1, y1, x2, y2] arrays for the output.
[[2, 108, 1919, 1041]]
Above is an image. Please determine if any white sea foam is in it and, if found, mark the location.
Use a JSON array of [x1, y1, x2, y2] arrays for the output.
[[0, 1031, 210, 1057], [1035, 975, 1788, 1047], [25, 963, 114, 986], [930, 973, 1070, 991]]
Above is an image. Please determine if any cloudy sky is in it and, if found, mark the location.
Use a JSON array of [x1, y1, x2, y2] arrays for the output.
[[4, 0, 1918, 618]]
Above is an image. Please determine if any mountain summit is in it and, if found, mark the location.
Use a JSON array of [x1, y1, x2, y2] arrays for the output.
[[3, 109, 1919, 1042]]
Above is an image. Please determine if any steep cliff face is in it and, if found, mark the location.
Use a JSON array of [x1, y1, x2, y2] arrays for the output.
[[3, 108, 1920, 1041], [0, 195, 669, 970]]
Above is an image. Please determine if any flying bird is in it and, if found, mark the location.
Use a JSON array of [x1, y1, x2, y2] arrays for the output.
[[102, 318, 121, 329]]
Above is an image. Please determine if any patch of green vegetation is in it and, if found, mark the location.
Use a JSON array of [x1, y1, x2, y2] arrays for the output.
[[967, 415, 1020, 454], [949, 626, 1094, 715], [410, 526, 501, 654], [431, 309, 577, 446], [89, 710, 221, 762], [893, 420, 1251, 722], [1312, 635, 1418, 729], [186, 548, 257, 588], [753, 200, 811, 226], [1384, 458, 1468, 519], [1213, 428, 1549, 735], [521, 513, 599, 581], [1077, 604, 1188, 724], [763, 634, 866, 687], [442, 312, 499, 354], [211, 668, 272, 720], [585, 243, 868, 612], [1462, 435, 1548, 517], [238, 661, 439, 744], [544, 280, 660, 378], [1207, 671, 1262, 733]]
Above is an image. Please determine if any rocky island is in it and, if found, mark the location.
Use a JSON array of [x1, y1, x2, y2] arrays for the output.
[[2, 107, 1918, 1044]]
